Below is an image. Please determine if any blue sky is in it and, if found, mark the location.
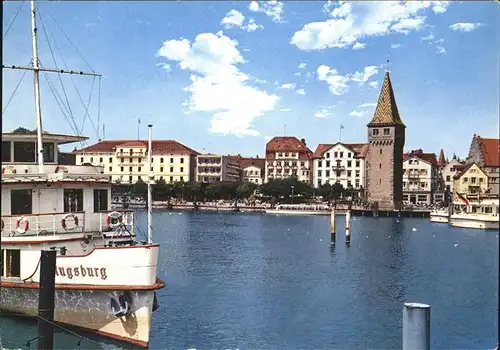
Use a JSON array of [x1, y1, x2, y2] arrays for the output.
[[3, 1, 498, 158]]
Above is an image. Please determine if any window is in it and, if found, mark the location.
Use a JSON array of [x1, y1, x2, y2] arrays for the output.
[[93, 189, 108, 213], [326, 161, 330, 167], [5, 250, 21, 278], [129, 167, 133, 172], [379, 179, 381, 184], [479, 178, 484, 183], [2, 141, 11, 162], [120, 166, 124, 172], [129, 176, 133, 182], [170, 176, 174, 182], [160, 167, 164, 172], [180, 158, 184, 164], [317, 170, 321, 177], [170, 158, 174, 163], [326, 170, 330, 177], [285, 153, 289, 157], [150, 167, 153, 172], [11, 189, 33, 215], [372, 129, 379, 136], [347, 170, 351, 177], [301, 162, 305, 166], [379, 163, 382, 169], [318, 161, 322, 167], [0, 249, 3, 277], [340, 152, 343, 158], [109, 157, 113, 163], [355, 179, 360, 188], [446, 175, 450, 181], [356, 160, 360, 167], [160, 157, 164, 163], [138, 158, 142, 163], [90, 157, 94, 162], [138, 167, 142, 172], [180, 167, 184, 172], [99, 157, 103, 163], [63, 189, 83, 212], [355, 170, 360, 177], [170, 167, 174, 172], [121, 158, 124, 163], [471, 177, 476, 184], [317, 180, 321, 187], [348, 153, 352, 158], [80, 157, 84, 163], [347, 161, 352, 167], [138, 176, 142, 181], [180, 176, 184, 181], [14, 142, 36, 162], [383, 128, 390, 135], [326, 152, 330, 158], [109, 167, 112, 172]]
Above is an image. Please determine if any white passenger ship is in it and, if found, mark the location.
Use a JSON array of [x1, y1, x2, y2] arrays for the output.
[[429, 208, 450, 223], [265, 203, 333, 215], [1, 2, 163, 347], [449, 199, 499, 230]]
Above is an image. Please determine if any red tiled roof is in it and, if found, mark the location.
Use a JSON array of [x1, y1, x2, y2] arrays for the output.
[[266, 136, 313, 160], [239, 157, 265, 169], [74, 140, 199, 155], [312, 142, 368, 159], [478, 137, 500, 167], [403, 150, 438, 167]]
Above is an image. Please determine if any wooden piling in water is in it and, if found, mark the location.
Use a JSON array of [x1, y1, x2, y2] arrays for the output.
[[37, 250, 57, 350], [345, 209, 351, 244], [330, 208, 336, 245]]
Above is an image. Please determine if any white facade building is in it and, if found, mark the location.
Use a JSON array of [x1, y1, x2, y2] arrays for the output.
[[265, 137, 313, 184], [196, 154, 241, 183], [240, 157, 265, 185], [402, 150, 439, 205], [312, 143, 368, 191]]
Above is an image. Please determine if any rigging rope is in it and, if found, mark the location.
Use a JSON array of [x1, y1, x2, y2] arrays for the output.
[[2, 66, 29, 114], [3, 1, 25, 39]]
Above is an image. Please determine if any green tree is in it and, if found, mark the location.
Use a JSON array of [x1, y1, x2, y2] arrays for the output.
[[131, 178, 147, 198], [236, 182, 258, 199]]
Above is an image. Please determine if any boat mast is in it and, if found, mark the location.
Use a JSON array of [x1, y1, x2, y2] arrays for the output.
[[147, 124, 153, 243], [30, 0, 44, 173]]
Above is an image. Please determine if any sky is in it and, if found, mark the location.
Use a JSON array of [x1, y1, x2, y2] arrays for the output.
[[2, 1, 499, 158]]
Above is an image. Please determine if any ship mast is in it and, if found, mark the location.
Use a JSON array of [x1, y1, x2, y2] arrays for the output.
[[3, 0, 102, 173], [147, 124, 153, 244], [30, 0, 44, 173]]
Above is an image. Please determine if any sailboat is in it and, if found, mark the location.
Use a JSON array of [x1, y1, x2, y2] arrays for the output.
[[1, 1, 164, 347]]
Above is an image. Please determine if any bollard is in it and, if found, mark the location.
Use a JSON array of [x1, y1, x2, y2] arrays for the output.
[[330, 208, 336, 245], [402, 302, 431, 350], [345, 209, 351, 244]]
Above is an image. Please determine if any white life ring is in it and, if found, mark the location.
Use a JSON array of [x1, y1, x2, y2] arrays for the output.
[[61, 213, 79, 231], [106, 211, 123, 228], [16, 216, 29, 234]]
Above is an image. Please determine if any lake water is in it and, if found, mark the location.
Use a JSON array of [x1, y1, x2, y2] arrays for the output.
[[1, 211, 498, 349]]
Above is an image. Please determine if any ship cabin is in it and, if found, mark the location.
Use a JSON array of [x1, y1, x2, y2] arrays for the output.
[[1, 130, 134, 238]]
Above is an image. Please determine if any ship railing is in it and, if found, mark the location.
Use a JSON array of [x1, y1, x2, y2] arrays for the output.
[[97, 210, 135, 235], [1, 211, 86, 237]]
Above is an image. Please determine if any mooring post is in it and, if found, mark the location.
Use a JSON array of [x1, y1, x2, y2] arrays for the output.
[[37, 250, 57, 350], [330, 208, 336, 245], [402, 302, 431, 350], [345, 209, 351, 244]]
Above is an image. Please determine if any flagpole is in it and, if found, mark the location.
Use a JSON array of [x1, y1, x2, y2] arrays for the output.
[[137, 117, 141, 140], [339, 124, 343, 143]]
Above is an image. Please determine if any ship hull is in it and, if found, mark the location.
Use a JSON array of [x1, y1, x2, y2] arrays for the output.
[[0, 283, 159, 347], [449, 215, 499, 230]]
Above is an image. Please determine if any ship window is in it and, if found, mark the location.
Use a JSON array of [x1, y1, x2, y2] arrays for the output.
[[43, 143, 55, 163], [93, 189, 108, 213], [2, 141, 11, 162], [0, 249, 4, 277], [5, 249, 21, 278], [11, 189, 33, 215], [63, 189, 83, 212], [13, 142, 36, 162]]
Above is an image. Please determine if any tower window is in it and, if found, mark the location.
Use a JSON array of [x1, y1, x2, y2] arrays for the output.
[[383, 128, 390, 135], [379, 179, 382, 185], [379, 163, 382, 169], [372, 129, 379, 136], [379, 149, 382, 155]]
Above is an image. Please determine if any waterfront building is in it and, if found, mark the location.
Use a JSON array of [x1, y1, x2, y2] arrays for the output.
[[312, 142, 368, 193], [265, 137, 313, 184], [239, 157, 265, 184], [74, 139, 198, 184], [441, 158, 467, 193], [466, 135, 500, 198], [402, 149, 441, 205], [452, 163, 489, 201], [196, 154, 241, 183], [366, 71, 406, 210]]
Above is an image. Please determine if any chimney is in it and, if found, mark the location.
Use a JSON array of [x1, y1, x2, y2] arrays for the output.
[[300, 138, 306, 146]]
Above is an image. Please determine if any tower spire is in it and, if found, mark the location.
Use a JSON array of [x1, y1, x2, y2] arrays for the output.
[[367, 71, 405, 127]]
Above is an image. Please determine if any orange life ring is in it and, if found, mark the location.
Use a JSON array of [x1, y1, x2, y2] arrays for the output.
[[106, 211, 123, 227], [16, 217, 29, 234], [61, 214, 79, 231]]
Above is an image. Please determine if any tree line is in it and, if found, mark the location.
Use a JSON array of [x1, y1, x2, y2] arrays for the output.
[[114, 176, 364, 205]]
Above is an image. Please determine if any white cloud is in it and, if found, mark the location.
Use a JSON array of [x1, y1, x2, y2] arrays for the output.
[[421, 34, 435, 41], [352, 42, 366, 50], [449, 22, 482, 32], [291, 2, 449, 51], [391, 43, 401, 49], [358, 102, 376, 108], [317, 65, 351, 95], [434, 38, 444, 44], [279, 83, 296, 90], [294, 72, 301, 76], [298, 62, 307, 69], [369, 81, 379, 89], [350, 65, 378, 85], [248, 1, 284, 23], [156, 62, 172, 72], [221, 10, 263, 32], [349, 110, 366, 117], [296, 89, 306, 95], [436, 46, 446, 54], [221, 9, 245, 28], [314, 105, 336, 119], [432, 1, 450, 14], [280, 108, 291, 112], [157, 32, 278, 136]]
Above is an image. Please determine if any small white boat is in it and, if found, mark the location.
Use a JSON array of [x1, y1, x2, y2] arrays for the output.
[[429, 209, 449, 223], [265, 204, 335, 215], [449, 199, 499, 230]]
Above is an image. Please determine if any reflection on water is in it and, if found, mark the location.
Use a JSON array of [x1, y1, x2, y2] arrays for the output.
[[1, 211, 498, 349]]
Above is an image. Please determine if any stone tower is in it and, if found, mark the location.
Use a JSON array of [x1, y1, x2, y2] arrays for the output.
[[366, 71, 406, 210]]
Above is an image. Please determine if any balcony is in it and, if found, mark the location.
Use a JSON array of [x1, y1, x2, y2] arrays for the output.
[[117, 151, 145, 156]]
